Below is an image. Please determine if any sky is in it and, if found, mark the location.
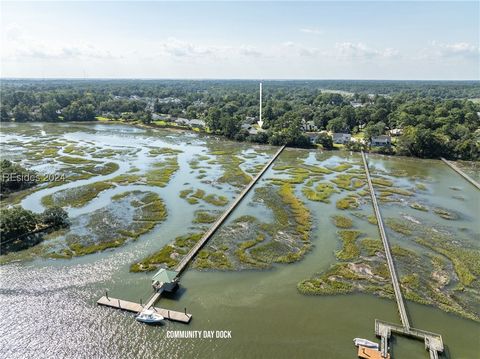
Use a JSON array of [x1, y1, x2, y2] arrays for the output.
[[0, 1, 479, 80]]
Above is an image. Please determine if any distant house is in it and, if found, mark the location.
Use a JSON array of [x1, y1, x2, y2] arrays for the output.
[[389, 128, 403, 136], [350, 101, 365, 108], [301, 119, 318, 132], [241, 123, 258, 135], [371, 135, 391, 146], [332, 133, 351, 144], [245, 116, 257, 125], [189, 119, 206, 128], [152, 113, 171, 121], [174, 117, 190, 126]]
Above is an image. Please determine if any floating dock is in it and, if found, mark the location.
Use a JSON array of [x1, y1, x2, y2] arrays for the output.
[[358, 345, 390, 359], [361, 151, 444, 359], [97, 295, 192, 323], [440, 157, 480, 190]]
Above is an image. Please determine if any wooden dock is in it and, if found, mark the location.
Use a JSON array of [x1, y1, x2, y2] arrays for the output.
[[440, 157, 480, 190], [358, 345, 390, 359], [97, 296, 192, 323], [98, 145, 286, 322], [361, 151, 410, 330], [174, 144, 286, 274], [362, 151, 444, 359]]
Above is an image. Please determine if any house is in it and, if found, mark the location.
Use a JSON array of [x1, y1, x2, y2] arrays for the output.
[[188, 119, 206, 128], [152, 113, 170, 121], [245, 116, 257, 125], [241, 123, 258, 135], [371, 135, 391, 146], [389, 128, 403, 136], [332, 133, 351, 144], [350, 101, 365, 108], [174, 117, 190, 126], [301, 119, 318, 132]]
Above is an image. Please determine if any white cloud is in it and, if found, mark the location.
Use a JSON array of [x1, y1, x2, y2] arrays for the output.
[[300, 28, 323, 35], [1, 24, 118, 61], [431, 41, 478, 58], [281, 41, 319, 57], [334, 42, 399, 59]]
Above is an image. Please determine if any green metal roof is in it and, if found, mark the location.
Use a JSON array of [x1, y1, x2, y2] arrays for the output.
[[152, 268, 178, 283]]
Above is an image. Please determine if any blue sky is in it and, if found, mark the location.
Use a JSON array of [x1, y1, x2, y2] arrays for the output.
[[1, 1, 478, 79]]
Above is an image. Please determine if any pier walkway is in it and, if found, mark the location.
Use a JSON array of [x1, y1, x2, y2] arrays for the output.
[[98, 145, 286, 321], [361, 151, 410, 330], [175, 145, 286, 274], [440, 157, 480, 190], [361, 151, 444, 359]]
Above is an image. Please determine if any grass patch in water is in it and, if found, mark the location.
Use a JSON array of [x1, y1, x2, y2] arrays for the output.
[[371, 177, 394, 187], [41, 181, 115, 208], [278, 183, 311, 240], [379, 188, 414, 197], [302, 183, 337, 202], [332, 215, 353, 228], [336, 230, 361, 260], [203, 194, 229, 206], [433, 207, 459, 220], [360, 238, 383, 256], [110, 174, 141, 185], [57, 156, 96, 165], [410, 202, 429, 211], [385, 218, 413, 235], [336, 195, 359, 210], [130, 245, 178, 272], [194, 249, 233, 269], [145, 157, 179, 187], [193, 211, 217, 224], [327, 163, 353, 172]]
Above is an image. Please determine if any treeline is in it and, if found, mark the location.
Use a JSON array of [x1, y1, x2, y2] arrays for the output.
[[0, 206, 69, 254], [0, 160, 38, 194], [0, 80, 479, 159]]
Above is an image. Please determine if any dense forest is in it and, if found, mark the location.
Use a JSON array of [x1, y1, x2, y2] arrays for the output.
[[1, 79, 479, 160]]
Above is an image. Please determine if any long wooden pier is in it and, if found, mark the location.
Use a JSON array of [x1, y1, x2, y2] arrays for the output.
[[175, 144, 286, 274], [98, 145, 286, 321], [361, 151, 410, 330], [361, 151, 444, 359], [440, 157, 480, 190]]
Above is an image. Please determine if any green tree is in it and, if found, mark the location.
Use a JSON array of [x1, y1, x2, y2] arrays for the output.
[[206, 107, 222, 132], [0, 207, 38, 241], [41, 207, 69, 228], [315, 132, 334, 149]]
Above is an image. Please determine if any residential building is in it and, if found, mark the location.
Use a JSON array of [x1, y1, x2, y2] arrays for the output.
[[371, 135, 392, 146], [301, 119, 318, 132], [389, 128, 403, 136], [332, 133, 352, 144]]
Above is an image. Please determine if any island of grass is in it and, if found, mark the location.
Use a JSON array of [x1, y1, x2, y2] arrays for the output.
[[134, 180, 313, 272], [179, 187, 229, 206], [46, 191, 167, 259]]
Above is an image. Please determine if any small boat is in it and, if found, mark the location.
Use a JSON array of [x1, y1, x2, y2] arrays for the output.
[[353, 338, 380, 350], [136, 309, 164, 324]]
